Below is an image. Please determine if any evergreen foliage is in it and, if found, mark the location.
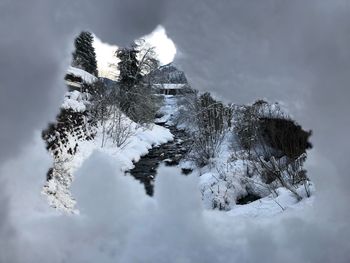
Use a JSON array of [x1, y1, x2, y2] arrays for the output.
[[72, 31, 98, 76]]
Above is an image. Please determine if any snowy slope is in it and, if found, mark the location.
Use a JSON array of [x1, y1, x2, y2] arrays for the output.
[[227, 186, 315, 218], [43, 88, 173, 213], [61, 91, 91, 112], [44, 120, 173, 213]]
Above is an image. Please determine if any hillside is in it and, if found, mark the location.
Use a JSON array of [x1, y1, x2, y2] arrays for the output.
[[147, 63, 188, 84]]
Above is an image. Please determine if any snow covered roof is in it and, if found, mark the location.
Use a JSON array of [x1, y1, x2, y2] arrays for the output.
[[67, 66, 98, 84]]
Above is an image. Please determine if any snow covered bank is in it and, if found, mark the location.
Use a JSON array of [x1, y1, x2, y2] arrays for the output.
[[43, 84, 173, 213], [44, 121, 173, 213], [171, 94, 314, 213], [193, 134, 314, 212], [227, 186, 315, 218]]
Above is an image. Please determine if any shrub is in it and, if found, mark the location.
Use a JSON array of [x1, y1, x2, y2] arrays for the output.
[[190, 93, 231, 167]]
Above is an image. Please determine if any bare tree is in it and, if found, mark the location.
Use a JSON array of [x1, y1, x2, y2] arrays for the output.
[[232, 100, 270, 157], [105, 104, 135, 148], [187, 92, 232, 167], [116, 41, 161, 124], [89, 80, 136, 148]]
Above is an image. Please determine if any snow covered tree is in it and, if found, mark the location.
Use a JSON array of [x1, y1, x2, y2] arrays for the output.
[[117, 44, 141, 115], [72, 31, 98, 76], [189, 92, 231, 167], [116, 42, 160, 124], [232, 100, 265, 156], [135, 39, 160, 76], [233, 100, 312, 200], [254, 114, 312, 197]]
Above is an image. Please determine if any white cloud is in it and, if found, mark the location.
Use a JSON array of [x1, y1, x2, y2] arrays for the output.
[[93, 35, 119, 80], [142, 25, 176, 65], [93, 25, 176, 79]]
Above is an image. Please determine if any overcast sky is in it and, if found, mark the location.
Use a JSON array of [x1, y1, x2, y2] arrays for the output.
[[0, 1, 350, 262]]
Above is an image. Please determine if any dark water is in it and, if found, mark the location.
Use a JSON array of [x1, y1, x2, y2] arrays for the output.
[[236, 193, 261, 205], [125, 124, 192, 196]]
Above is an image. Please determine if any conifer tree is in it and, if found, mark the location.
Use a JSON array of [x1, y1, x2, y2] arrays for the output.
[[116, 45, 141, 118], [72, 31, 98, 76]]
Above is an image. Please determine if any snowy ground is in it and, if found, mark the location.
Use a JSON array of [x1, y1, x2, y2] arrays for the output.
[[227, 187, 315, 218], [44, 121, 173, 213], [43, 88, 173, 213], [1, 92, 320, 263], [155, 95, 178, 125], [191, 140, 315, 215], [159, 94, 315, 216], [2, 147, 323, 263], [45, 86, 314, 219]]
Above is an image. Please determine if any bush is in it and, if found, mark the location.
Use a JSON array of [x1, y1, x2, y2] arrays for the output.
[[233, 100, 312, 200], [189, 93, 231, 167], [258, 117, 312, 159]]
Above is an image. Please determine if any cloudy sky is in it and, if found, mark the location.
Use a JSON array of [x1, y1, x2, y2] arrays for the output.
[[94, 25, 176, 79], [0, 1, 350, 262]]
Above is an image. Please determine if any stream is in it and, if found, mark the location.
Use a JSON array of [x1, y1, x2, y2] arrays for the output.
[[125, 124, 192, 196]]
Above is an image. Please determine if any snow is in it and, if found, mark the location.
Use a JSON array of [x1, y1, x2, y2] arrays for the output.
[[67, 66, 98, 84], [43, 101, 173, 212], [154, 94, 314, 213], [2, 149, 321, 263], [0, 92, 321, 261], [61, 91, 90, 112], [197, 146, 313, 212], [1, 1, 350, 262], [198, 159, 249, 210], [227, 186, 315, 218], [102, 124, 173, 171], [38, 84, 320, 260], [155, 95, 178, 124]]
